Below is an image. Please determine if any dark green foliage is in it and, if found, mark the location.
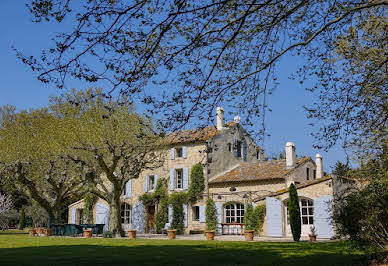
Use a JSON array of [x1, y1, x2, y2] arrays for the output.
[[154, 179, 168, 234], [332, 161, 351, 177], [289, 183, 301, 241], [168, 192, 188, 234], [83, 193, 97, 224], [188, 163, 205, 202], [244, 203, 255, 230], [102, 231, 113, 238], [18, 206, 25, 230], [253, 204, 266, 234], [205, 197, 217, 231]]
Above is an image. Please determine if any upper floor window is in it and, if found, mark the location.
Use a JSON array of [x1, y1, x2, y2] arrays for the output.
[[176, 147, 183, 158], [306, 168, 310, 180], [313, 170, 316, 180], [121, 203, 131, 224], [149, 175, 156, 191], [236, 141, 242, 158], [176, 169, 183, 189], [228, 143, 232, 152]]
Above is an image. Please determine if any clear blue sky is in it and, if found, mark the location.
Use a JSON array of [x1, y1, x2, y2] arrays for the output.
[[0, 1, 348, 172]]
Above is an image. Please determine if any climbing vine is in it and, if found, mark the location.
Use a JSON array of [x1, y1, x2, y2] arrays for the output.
[[168, 192, 188, 234], [83, 193, 97, 224], [188, 163, 205, 202]]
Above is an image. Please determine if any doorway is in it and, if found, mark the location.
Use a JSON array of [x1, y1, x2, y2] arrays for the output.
[[147, 205, 155, 233]]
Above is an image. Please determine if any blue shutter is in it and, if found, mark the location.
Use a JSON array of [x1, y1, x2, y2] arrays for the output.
[[314, 195, 334, 238], [242, 140, 247, 161], [171, 148, 175, 160], [266, 197, 283, 237], [126, 179, 132, 198], [131, 202, 144, 233], [215, 202, 222, 234], [233, 139, 238, 157], [154, 175, 158, 189], [144, 176, 149, 192], [183, 204, 188, 227], [170, 169, 175, 191], [183, 167, 189, 190], [182, 146, 187, 159], [71, 208, 76, 224], [199, 205, 205, 222], [96, 203, 110, 232], [168, 205, 173, 224]]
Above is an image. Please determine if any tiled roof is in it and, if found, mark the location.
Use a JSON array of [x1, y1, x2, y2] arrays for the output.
[[209, 157, 312, 184], [252, 176, 332, 202], [166, 122, 236, 145]]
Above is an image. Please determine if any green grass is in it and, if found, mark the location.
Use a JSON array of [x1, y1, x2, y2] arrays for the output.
[[0, 230, 367, 266]]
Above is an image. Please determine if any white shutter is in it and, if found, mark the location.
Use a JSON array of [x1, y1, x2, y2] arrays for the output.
[[154, 175, 159, 189], [144, 176, 149, 192], [168, 205, 173, 224], [266, 197, 283, 237], [125, 179, 132, 198], [199, 205, 205, 222], [96, 203, 110, 232], [315, 195, 334, 238], [71, 208, 76, 224], [183, 167, 189, 190], [171, 148, 175, 160], [182, 146, 187, 159], [183, 204, 188, 227], [215, 202, 222, 234], [170, 169, 175, 191]]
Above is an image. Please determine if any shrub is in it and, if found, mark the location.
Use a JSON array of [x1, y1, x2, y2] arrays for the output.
[[244, 203, 255, 230], [19, 206, 26, 230], [168, 192, 188, 234], [155, 179, 168, 233], [188, 163, 205, 202], [205, 197, 218, 231], [253, 204, 266, 234], [0, 209, 19, 230], [289, 183, 301, 241], [25, 203, 49, 228], [103, 231, 113, 238]]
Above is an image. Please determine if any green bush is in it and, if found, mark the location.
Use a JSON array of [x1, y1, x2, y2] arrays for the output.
[[18, 206, 26, 230], [103, 231, 113, 238], [168, 192, 188, 234], [155, 179, 168, 233], [205, 197, 217, 231], [244, 203, 255, 230], [188, 163, 205, 202], [289, 183, 301, 241], [253, 204, 266, 235]]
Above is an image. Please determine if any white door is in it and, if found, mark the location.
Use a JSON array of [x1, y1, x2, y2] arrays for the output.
[[284, 198, 314, 237]]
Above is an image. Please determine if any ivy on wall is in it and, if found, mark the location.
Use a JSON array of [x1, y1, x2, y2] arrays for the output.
[[168, 192, 188, 234], [188, 163, 205, 203], [83, 193, 97, 224]]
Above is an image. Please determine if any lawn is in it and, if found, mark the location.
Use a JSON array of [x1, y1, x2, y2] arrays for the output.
[[0, 231, 367, 266]]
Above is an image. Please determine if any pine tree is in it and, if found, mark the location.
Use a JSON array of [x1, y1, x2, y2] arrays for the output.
[[288, 183, 301, 241], [205, 197, 217, 231]]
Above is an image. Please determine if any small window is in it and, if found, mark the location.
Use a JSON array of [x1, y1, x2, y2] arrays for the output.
[[256, 151, 260, 160], [228, 143, 232, 152], [236, 141, 242, 157], [193, 206, 200, 221], [208, 157, 212, 163], [176, 147, 183, 158], [207, 169, 211, 175], [301, 199, 314, 225], [207, 147, 213, 153], [313, 170, 316, 180], [176, 169, 183, 189], [149, 175, 156, 190], [306, 168, 310, 180], [121, 203, 131, 224]]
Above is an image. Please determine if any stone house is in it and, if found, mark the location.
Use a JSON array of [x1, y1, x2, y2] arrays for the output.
[[68, 107, 337, 238]]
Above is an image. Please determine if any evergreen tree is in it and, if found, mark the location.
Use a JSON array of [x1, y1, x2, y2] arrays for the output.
[[288, 183, 301, 241], [205, 197, 217, 231], [244, 203, 255, 230], [188, 163, 205, 202], [18, 205, 25, 230]]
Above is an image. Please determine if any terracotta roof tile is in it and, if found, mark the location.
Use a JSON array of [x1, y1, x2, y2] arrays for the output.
[[209, 157, 312, 184]]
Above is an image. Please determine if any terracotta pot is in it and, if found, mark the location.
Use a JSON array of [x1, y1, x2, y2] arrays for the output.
[[37, 228, 45, 235], [128, 229, 137, 239], [28, 229, 36, 237], [45, 228, 52, 236], [309, 234, 317, 242], [244, 230, 254, 241], [205, 230, 215, 241], [167, 229, 177, 240], [83, 229, 92, 238]]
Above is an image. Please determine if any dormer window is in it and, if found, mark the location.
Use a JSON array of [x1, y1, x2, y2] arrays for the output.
[[176, 147, 183, 158]]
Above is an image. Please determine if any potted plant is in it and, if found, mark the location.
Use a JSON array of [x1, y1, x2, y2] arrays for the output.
[[45, 228, 52, 236], [167, 228, 177, 239], [205, 198, 218, 240], [309, 226, 317, 242], [244, 203, 255, 241], [83, 229, 92, 238], [28, 228, 36, 237], [37, 227, 45, 235], [128, 229, 137, 239]]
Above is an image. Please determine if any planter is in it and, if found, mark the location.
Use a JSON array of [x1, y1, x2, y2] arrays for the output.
[[83, 229, 92, 238], [244, 230, 254, 241], [309, 234, 317, 242], [128, 229, 137, 239], [37, 227, 45, 235], [205, 230, 215, 241], [28, 229, 36, 237], [45, 228, 52, 236], [167, 229, 177, 240]]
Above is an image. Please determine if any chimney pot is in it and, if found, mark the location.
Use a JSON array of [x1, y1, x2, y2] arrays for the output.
[[315, 154, 323, 179], [216, 107, 224, 130], [285, 142, 296, 168]]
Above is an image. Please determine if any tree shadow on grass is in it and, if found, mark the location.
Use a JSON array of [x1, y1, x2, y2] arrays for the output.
[[0, 241, 367, 266]]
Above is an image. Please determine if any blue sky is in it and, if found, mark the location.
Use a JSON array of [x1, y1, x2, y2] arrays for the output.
[[0, 1, 348, 172]]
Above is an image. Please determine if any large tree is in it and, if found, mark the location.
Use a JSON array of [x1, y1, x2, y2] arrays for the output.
[[17, 1, 387, 149], [53, 89, 165, 236]]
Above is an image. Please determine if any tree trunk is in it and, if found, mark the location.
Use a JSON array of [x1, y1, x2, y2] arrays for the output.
[[108, 192, 124, 237]]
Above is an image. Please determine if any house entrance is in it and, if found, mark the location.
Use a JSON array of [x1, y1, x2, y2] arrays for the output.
[[146, 205, 155, 233]]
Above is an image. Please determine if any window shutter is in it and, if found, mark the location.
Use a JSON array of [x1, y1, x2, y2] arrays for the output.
[[71, 208, 76, 224], [170, 148, 175, 160], [315, 195, 334, 238], [125, 179, 132, 198], [168, 205, 173, 224], [96, 203, 110, 232], [154, 175, 158, 188], [215, 202, 222, 234], [170, 169, 175, 191], [144, 176, 149, 192], [266, 197, 283, 237], [183, 204, 188, 227], [243, 140, 247, 161], [199, 205, 205, 222], [182, 146, 187, 158], [233, 139, 238, 157], [183, 167, 189, 190], [131, 202, 144, 233]]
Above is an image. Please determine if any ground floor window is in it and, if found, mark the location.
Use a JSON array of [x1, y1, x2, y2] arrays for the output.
[[193, 206, 200, 221], [121, 203, 131, 224], [225, 203, 245, 223], [285, 198, 314, 225]]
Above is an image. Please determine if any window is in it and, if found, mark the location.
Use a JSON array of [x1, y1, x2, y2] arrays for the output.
[[149, 175, 156, 191], [225, 203, 245, 223], [207, 169, 211, 175], [207, 147, 213, 153], [121, 203, 131, 224], [228, 143, 232, 152], [306, 168, 310, 180], [256, 151, 260, 160], [193, 206, 200, 221], [175, 169, 183, 189], [176, 147, 183, 158], [236, 141, 242, 157], [313, 170, 316, 180], [208, 157, 212, 163], [301, 198, 314, 225]]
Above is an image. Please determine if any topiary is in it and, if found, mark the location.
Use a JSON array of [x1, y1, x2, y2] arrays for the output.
[[288, 183, 301, 241], [205, 197, 218, 231], [188, 163, 205, 202], [244, 203, 255, 230]]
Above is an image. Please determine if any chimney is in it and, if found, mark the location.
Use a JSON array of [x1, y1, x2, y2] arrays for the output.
[[315, 154, 323, 179], [285, 142, 296, 169], [216, 107, 224, 130]]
